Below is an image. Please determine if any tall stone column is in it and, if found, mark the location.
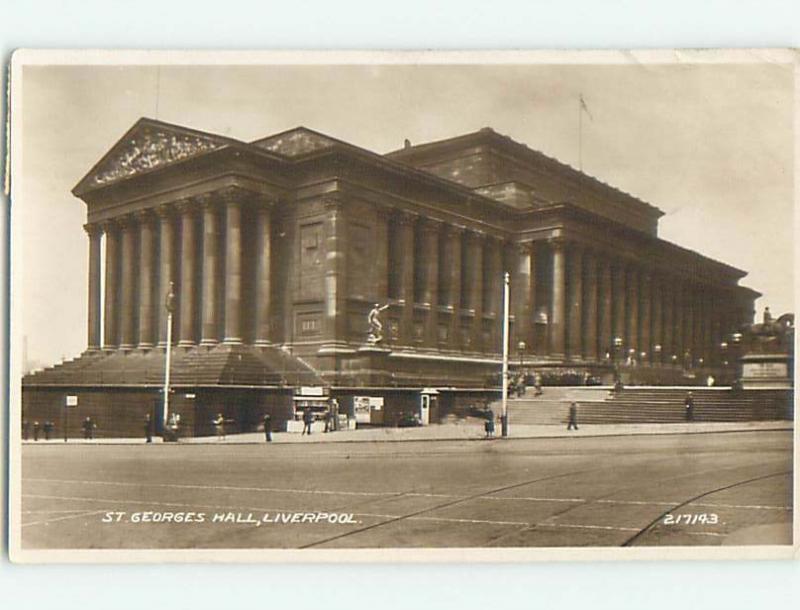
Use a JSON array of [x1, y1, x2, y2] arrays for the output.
[[612, 261, 627, 347], [420, 218, 440, 346], [567, 245, 584, 359], [177, 201, 197, 347], [119, 215, 137, 350], [672, 282, 684, 363], [468, 231, 485, 350], [695, 286, 711, 365], [396, 211, 416, 345], [102, 221, 120, 350], [626, 267, 639, 353], [200, 196, 220, 346], [598, 257, 613, 358], [549, 239, 566, 357], [514, 242, 533, 349], [710, 292, 722, 366], [684, 286, 696, 364], [639, 273, 652, 362], [156, 206, 175, 348], [223, 193, 243, 345], [254, 202, 273, 346], [136, 210, 156, 349], [84, 223, 102, 351], [374, 207, 390, 306], [443, 224, 462, 348], [651, 276, 663, 364], [583, 250, 599, 360], [487, 236, 504, 352], [661, 281, 674, 363]]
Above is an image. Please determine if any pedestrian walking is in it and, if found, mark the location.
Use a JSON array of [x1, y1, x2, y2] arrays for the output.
[[44, 421, 54, 440], [302, 408, 314, 436], [33, 421, 40, 441], [144, 412, 153, 443], [82, 416, 95, 440], [213, 413, 226, 440], [22, 419, 29, 441], [485, 411, 496, 438], [567, 402, 579, 431], [324, 407, 335, 433], [684, 392, 695, 422], [263, 413, 272, 442]]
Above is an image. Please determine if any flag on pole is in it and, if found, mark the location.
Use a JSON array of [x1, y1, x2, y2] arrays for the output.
[[579, 94, 593, 121]]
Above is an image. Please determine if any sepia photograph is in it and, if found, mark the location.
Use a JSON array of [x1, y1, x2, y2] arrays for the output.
[[8, 50, 797, 561]]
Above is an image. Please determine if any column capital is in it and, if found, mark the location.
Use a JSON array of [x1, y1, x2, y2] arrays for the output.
[[216, 185, 250, 205], [515, 240, 533, 256], [155, 203, 176, 219], [174, 198, 196, 215], [195, 192, 215, 209], [464, 228, 486, 243], [394, 209, 418, 226], [419, 216, 444, 234], [442, 223, 465, 237], [547, 236, 566, 251], [117, 213, 137, 230], [83, 222, 102, 237], [133, 208, 156, 226], [99, 219, 119, 233]]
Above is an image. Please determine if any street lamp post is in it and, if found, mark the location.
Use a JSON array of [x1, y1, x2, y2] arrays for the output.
[[500, 272, 510, 438], [162, 282, 175, 435], [517, 340, 526, 370]]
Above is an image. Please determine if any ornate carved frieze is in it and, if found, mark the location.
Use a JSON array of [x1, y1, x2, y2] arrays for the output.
[[91, 127, 223, 187]]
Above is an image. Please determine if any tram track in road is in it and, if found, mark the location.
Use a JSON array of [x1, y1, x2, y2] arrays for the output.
[[619, 470, 792, 547], [480, 459, 791, 548], [296, 467, 607, 549]]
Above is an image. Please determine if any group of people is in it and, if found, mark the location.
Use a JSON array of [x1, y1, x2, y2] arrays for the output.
[[22, 420, 55, 441]]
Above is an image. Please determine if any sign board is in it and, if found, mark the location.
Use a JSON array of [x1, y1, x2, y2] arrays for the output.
[[65, 395, 78, 407], [299, 386, 326, 397], [743, 361, 788, 379], [354, 396, 384, 423]]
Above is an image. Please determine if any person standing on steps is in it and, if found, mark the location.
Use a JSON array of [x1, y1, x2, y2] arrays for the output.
[[263, 412, 273, 442], [567, 402, 579, 431], [684, 392, 695, 422], [144, 412, 153, 443]]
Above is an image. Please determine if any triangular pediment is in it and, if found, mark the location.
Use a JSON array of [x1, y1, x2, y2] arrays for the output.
[[73, 118, 236, 195], [252, 127, 337, 157]]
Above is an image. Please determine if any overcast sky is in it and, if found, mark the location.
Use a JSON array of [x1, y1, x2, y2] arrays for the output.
[[17, 57, 795, 368]]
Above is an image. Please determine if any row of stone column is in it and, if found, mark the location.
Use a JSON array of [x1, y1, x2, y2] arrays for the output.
[[388, 212, 506, 350], [544, 241, 736, 365], [85, 189, 273, 351], [380, 218, 739, 363]]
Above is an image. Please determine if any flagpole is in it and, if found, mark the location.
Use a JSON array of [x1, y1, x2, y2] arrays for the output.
[[162, 281, 175, 433], [578, 95, 583, 171], [501, 271, 510, 437]]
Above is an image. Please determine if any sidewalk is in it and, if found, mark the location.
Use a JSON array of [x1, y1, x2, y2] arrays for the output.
[[20, 420, 793, 445]]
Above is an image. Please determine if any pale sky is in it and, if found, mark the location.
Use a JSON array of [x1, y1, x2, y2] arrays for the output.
[[17, 59, 795, 368]]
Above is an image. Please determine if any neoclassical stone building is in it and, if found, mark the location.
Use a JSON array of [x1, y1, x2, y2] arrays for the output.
[[22, 118, 759, 435]]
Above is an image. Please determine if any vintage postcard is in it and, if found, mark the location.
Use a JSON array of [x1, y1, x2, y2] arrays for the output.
[[7, 49, 798, 562]]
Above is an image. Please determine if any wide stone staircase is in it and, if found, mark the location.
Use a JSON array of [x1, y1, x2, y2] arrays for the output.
[[496, 386, 793, 425]]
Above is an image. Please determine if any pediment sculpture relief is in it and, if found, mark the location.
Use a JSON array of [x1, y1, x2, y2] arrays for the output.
[[92, 127, 223, 186]]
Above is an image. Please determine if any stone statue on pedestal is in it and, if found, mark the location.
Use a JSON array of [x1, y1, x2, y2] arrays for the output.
[[367, 303, 389, 344]]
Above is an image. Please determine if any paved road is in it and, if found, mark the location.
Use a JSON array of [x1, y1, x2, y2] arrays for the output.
[[18, 430, 793, 550]]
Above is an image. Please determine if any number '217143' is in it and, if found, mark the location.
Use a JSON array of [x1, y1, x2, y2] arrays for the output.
[[663, 513, 719, 525]]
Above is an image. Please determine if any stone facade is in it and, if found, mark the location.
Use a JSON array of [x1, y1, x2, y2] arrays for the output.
[[22, 119, 761, 435]]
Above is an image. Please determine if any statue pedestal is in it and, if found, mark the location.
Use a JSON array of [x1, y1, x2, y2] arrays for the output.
[[350, 344, 392, 386], [740, 353, 793, 389]]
